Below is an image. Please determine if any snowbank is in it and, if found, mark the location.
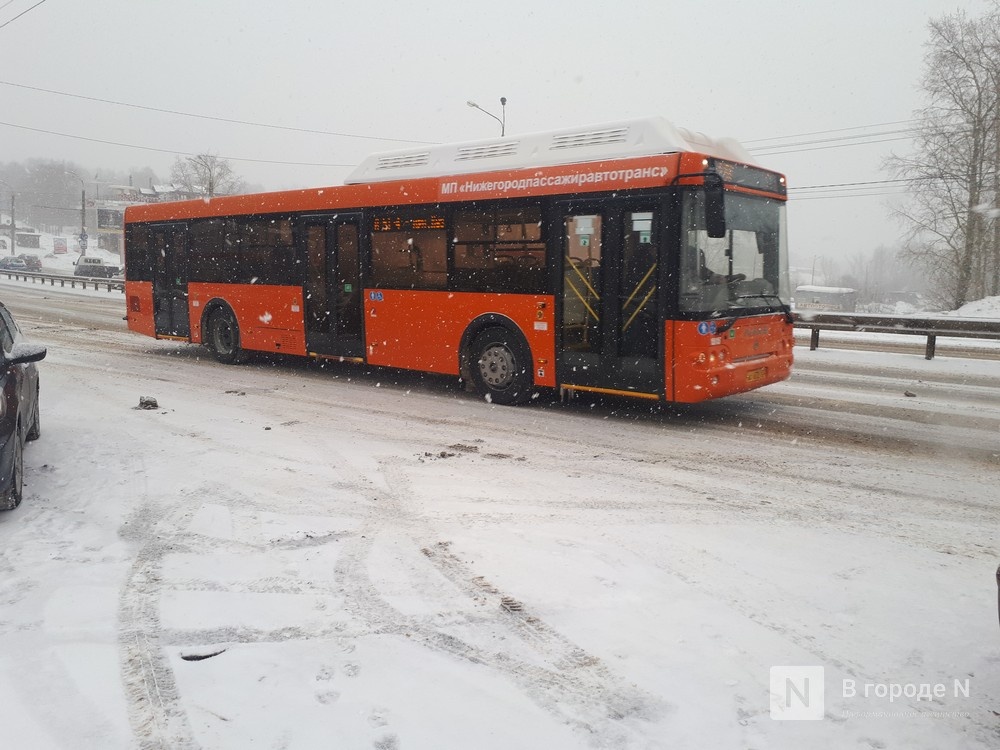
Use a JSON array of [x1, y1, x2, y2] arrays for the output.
[[0, 213, 121, 275], [946, 295, 1000, 318]]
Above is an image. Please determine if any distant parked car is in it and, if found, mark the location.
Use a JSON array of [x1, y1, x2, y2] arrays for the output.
[[0, 300, 46, 510], [74, 256, 120, 278], [0, 257, 28, 272], [17, 254, 41, 271]]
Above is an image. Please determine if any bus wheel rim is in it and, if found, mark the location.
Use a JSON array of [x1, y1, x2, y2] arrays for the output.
[[479, 345, 514, 389]]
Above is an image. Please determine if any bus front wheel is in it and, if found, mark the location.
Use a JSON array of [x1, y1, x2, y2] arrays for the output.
[[469, 327, 533, 405], [207, 307, 248, 365]]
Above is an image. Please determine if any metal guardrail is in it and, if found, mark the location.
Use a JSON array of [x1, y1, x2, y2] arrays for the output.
[[2, 271, 996, 360], [0, 269, 124, 293], [793, 311, 1000, 359]]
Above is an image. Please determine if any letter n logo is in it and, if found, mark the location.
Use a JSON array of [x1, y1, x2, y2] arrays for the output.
[[770, 666, 825, 720]]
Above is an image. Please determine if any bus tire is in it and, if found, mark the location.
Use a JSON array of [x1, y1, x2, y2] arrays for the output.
[[207, 307, 249, 365], [468, 326, 533, 405]]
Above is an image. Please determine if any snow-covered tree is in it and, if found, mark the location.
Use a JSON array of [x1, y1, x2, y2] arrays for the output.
[[887, 5, 1000, 307], [169, 154, 245, 198]]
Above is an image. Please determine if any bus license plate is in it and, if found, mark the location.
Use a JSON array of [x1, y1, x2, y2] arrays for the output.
[[746, 367, 767, 383]]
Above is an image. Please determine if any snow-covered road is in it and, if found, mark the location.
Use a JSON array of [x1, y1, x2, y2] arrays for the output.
[[0, 284, 998, 749]]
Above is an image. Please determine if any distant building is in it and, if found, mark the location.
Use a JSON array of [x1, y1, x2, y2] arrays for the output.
[[14, 231, 42, 249], [95, 183, 201, 254], [793, 285, 857, 312]]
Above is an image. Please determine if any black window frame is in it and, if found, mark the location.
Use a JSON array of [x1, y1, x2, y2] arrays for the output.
[[450, 200, 548, 294], [124, 223, 153, 282], [368, 206, 449, 291]]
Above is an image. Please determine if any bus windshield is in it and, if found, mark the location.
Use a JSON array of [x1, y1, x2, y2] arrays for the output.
[[679, 191, 789, 314]]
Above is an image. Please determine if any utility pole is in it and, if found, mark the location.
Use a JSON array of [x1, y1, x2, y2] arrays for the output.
[[65, 171, 88, 256]]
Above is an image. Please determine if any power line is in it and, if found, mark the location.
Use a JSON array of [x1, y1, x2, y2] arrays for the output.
[[742, 119, 919, 144], [0, 79, 435, 145], [747, 120, 977, 157], [790, 191, 910, 201], [0, 120, 355, 168], [0, 76, 945, 163], [790, 178, 918, 191], [750, 128, 915, 153], [0, 0, 47, 30], [751, 135, 915, 156]]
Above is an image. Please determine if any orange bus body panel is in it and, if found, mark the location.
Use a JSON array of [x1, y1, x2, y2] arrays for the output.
[[125, 280, 307, 355], [125, 281, 156, 337], [124, 155, 683, 224], [364, 291, 556, 386], [188, 284, 307, 355], [124, 148, 791, 404], [670, 314, 794, 403]]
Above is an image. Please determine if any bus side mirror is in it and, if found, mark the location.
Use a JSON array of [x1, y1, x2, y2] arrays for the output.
[[704, 174, 727, 239]]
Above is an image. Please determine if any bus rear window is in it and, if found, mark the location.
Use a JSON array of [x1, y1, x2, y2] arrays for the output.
[[124, 225, 152, 281]]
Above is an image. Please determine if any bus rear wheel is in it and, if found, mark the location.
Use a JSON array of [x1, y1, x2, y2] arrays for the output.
[[469, 327, 533, 405], [207, 307, 248, 365]]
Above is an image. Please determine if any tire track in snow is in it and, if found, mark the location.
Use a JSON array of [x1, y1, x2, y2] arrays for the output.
[[331, 456, 670, 746], [115, 454, 370, 750], [118, 500, 200, 750]]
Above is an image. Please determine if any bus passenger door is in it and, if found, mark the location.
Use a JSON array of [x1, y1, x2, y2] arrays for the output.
[[558, 203, 662, 398], [151, 223, 190, 338], [301, 213, 363, 358]]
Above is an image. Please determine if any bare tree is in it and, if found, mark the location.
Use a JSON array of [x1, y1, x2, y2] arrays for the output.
[[169, 154, 245, 197], [886, 7, 1000, 308]]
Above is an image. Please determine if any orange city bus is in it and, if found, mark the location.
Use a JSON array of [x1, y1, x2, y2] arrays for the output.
[[124, 117, 794, 405]]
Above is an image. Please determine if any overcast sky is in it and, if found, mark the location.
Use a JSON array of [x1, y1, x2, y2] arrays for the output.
[[0, 0, 990, 267]]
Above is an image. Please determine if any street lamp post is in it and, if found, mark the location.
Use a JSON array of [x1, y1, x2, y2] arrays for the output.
[[466, 97, 507, 136], [0, 179, 14, 255], [65, 170, 87, 256]]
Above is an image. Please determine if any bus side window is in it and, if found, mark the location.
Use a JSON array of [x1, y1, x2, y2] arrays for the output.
[[452, 204, 545, 293], [189, 219, 231, 283], [371, 210, 448, 290]]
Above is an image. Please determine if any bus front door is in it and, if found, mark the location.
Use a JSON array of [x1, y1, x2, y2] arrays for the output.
[[151, 223, 190, 338], [558, 204, 662, 399], [302, 214, 363, 358]]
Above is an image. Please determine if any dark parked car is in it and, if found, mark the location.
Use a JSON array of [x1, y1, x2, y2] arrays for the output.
[[74, 256, 120, 278], [0, 301, 45, 510], [17, 254, 42, 271], [0, 257, 28, 272]]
